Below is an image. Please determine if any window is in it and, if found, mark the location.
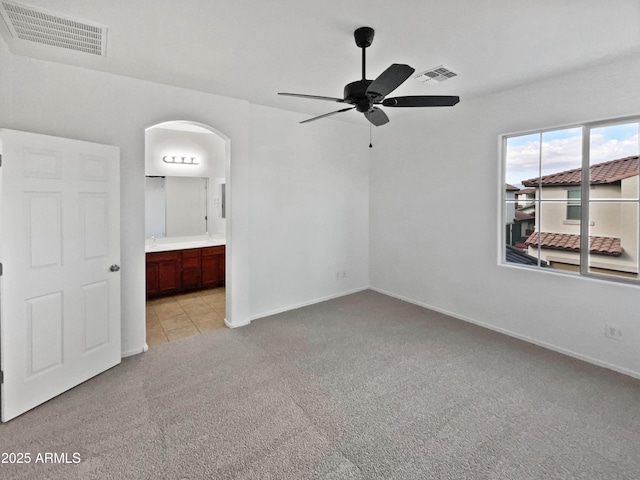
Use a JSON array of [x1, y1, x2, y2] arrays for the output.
[[502, 116, 640, 283], [566, 190, 581, 221]]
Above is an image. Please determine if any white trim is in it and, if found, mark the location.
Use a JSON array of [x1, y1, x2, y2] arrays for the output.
[[224, 317, 250, 329], [249, 287, 369, 322], [369, 286, 640, 381], [121, 345, 146, 357]]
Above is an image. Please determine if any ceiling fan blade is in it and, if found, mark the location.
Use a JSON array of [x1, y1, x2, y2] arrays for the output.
[[300, 107, 355, 124], [366, 64, 415, 99], [382, 95, 460, 107], [278, 93, 346, 103], [364, 107, 389, 126]]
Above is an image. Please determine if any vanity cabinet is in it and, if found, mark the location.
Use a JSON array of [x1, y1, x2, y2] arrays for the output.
[[146, 245, 225, 297]]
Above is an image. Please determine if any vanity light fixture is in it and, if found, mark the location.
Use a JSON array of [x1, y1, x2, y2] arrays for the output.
[[162, 155, 199, 165]]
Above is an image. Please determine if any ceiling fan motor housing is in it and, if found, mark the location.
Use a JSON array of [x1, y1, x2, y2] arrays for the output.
[[344, 79, 377, 112]]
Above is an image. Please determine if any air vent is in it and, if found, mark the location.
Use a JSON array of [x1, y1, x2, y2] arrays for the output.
[[414, 65, 458, 84], [0, 1, 107, 56]]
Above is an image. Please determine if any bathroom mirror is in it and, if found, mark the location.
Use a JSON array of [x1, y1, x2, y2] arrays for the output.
[[145, 176, 209, 238]]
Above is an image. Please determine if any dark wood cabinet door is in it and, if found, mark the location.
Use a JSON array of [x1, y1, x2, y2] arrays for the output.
[[146, 251, 181, 296], [181, 249, 201, 289], [146, 263, 159, 295], [201, 255, 220, 287], [217, 253, 226, 284], [158, 261, 181, 293], [202, 246, 225, 287]]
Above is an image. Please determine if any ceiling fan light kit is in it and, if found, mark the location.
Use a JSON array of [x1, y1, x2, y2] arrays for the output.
[[278, 26, 460, 126]]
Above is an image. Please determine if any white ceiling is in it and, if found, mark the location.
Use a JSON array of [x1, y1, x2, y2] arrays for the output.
[[2, 0, 640, 125]]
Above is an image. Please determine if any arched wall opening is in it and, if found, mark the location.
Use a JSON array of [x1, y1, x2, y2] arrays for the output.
[[143, 120, 233, 347]]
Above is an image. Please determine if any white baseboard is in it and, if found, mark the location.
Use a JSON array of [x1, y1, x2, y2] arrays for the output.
[[249, 286, 369, 322], [224, 317, 250, 329], [370, 286, 640, 381], [121, 345, 146, 358]]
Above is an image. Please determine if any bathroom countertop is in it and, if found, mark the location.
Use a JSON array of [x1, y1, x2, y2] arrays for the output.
[[145, 237, 225, 253]]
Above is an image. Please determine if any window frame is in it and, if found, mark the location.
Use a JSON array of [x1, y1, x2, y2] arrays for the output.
[[500, 114, 640, 286]]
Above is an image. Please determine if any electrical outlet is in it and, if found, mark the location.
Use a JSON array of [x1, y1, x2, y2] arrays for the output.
[[604, 324, 622, 340]]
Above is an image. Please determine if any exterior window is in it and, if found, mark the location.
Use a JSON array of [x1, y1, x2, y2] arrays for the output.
[[502, 117, 640, 283], [566, 190, 581, 220]]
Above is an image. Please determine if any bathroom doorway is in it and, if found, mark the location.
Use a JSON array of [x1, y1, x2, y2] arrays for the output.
[[143, 120, 229, 346]]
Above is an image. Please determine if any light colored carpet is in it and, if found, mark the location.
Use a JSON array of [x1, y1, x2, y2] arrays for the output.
[[1, 290, 639, 479]]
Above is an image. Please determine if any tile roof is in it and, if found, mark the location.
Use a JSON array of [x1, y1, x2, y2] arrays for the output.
[[505, 183, 519, 191], [505, 245, 548, 266], [524, 232, 623, 256], [521, 155, 638, 187], [514, 210, 534, 221]]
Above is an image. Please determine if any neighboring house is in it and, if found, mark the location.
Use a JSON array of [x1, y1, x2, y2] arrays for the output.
[[521, 155, 639, 277], [505, 184, 519, 245], [516, 187, 536, 215], [513, 209, 535, 246], [505, 184, 535, 246], [516, 187, 535, 209]]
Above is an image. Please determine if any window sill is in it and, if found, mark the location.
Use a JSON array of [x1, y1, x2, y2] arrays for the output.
[[563, 220, 594, 226]]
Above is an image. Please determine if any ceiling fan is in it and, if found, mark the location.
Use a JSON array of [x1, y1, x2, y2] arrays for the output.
[[278, 27, 460, 126]]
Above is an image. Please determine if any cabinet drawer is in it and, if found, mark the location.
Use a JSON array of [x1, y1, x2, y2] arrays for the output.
[[146, 251, 181, 262], [182, 249, 201, 259], [202, 246, 225, 256]]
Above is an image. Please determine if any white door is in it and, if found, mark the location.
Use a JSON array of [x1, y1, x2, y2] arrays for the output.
[[0, 129, 121, 422]]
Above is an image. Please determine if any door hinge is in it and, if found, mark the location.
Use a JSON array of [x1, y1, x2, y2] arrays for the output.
[[0, 370, 3, 384], [0, 263, 3, 275], [0, 154, 2, 166]]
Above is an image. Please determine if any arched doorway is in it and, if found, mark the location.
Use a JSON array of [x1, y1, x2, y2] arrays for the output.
[[143, 120, 231, 347]]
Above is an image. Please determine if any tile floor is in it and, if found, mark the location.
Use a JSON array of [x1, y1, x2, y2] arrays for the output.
[[146, 287, 226, 346]]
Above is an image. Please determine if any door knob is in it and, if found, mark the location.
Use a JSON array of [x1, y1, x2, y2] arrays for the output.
[[110, 264, 121, 272]]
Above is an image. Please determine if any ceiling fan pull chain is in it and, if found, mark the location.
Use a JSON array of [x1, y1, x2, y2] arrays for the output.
[[369, 123, 373, 148]]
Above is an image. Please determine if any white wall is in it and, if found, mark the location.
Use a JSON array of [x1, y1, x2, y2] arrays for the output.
[[5, 37, 640, 378], [370, 51, 640, 377], [0, 42, 252, 353], [0, 40, 370, 354], [248, 104, 369, 317], [145, 127, 226, 179], [146, 127, 227, 237]]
